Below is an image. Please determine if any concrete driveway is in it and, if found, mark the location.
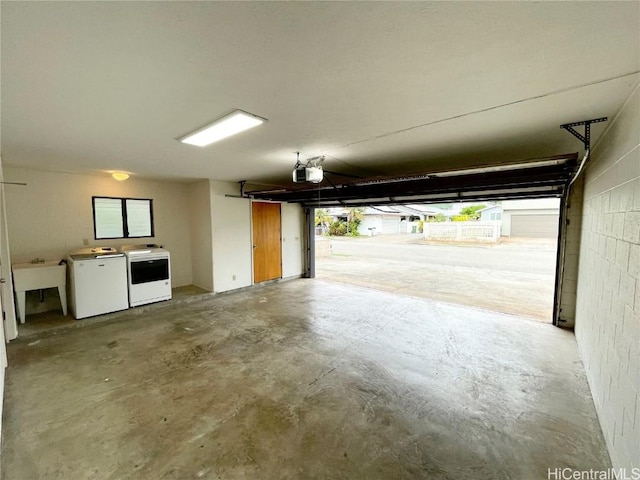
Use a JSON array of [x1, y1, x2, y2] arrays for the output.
[[316, 234, 558, 322]]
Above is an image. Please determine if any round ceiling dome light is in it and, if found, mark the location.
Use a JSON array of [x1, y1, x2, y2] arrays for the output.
[[112, 172, 130, 181]]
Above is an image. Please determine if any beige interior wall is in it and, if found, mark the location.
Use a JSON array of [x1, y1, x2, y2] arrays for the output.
[[208, 184, 306, 291], [2, 168, 307, 311], [575, 84, 640, 469], [210, 181, 252, 293], [4, 167, 193, 313], [281, 202, 304, 279], [188, 180, 214, 292]]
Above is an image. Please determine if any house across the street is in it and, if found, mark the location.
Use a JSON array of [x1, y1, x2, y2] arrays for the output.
[[498, 198, 561, 238], [327, 206, 421, 235], [326, 205, 461, 235], [479, 205, 503, 222]]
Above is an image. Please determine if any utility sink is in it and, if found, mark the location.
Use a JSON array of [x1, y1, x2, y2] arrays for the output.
[[12, 261, 67, 323]]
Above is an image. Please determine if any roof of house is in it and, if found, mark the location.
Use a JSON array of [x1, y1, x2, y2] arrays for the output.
[[403, 204, 457, 216], [326, 206, 404, 217], [478, 205, 503, 213]]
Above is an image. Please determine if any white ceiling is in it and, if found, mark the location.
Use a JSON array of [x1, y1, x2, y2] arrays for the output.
[[2, 2, 639, 187]]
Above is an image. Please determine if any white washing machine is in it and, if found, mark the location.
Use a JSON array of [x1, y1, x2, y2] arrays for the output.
[[68, 247, 129, 319]]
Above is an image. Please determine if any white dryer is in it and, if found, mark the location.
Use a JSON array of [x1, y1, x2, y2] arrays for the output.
[[120, 244, 172, 307], [68, 247, 129, 319]]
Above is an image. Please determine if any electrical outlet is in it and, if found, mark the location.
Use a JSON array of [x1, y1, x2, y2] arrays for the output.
[[82, 238, 89, 246], [232, 274, 236, 281]]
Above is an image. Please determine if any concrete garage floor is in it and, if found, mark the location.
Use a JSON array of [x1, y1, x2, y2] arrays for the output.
[[2, 279, 609, 479], [15, 285, 210, 338], [317, 235, 558, 321]]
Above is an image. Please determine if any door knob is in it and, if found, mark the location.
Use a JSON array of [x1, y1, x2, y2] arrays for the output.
[[253, 245, 257, 249]]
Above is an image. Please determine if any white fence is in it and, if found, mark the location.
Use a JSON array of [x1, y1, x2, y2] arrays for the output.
[[423, 221, 500, 242], [315, 236, 331, 256]]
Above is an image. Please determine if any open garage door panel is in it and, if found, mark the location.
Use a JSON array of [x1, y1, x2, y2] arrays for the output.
[[249, 154, 578, 207], [251, 154, 576, 328]]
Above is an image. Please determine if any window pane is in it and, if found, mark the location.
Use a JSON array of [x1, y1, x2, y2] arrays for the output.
[[94, 198, 124, 238], [126, 199, 152, 237]]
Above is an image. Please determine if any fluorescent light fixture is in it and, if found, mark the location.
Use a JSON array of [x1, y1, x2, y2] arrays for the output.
[[112, 172, 130, 181], [180, 110, 265, 147]]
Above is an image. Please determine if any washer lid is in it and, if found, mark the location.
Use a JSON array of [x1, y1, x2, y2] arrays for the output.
[[69, 246, 124, 259]]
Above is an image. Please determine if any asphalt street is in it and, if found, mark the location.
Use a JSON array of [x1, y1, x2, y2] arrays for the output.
[[316, 234, 558, 322]]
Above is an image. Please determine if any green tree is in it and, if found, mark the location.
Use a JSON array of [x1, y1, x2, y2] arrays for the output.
[[329, 220, 347, 236], [346, 207, 365, 236], [452, 214, 474, 222], [315, 208, 332, 231], [459, 204, 486, 220]]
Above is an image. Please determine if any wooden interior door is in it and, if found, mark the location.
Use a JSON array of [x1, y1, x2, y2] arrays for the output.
[[252, 202, 282, 283]]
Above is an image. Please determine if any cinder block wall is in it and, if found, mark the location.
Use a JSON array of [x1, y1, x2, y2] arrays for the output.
[[575, 84, 639, 469]]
